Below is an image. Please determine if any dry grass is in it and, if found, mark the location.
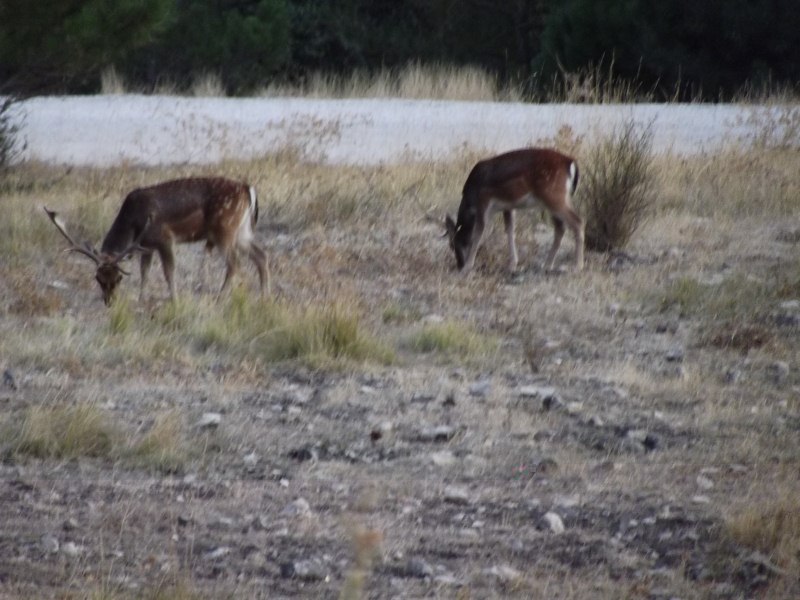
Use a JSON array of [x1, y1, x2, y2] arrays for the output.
[[258, 62, 520, 102], [9, 402, 116, 459], [2, 109, 800, 597]]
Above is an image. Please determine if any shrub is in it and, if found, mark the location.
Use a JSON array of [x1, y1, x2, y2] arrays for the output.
[[407, 321, 495, 358], [12, 404, 115, 459], [0, 96, 24, 178], [580, 119, 656, 251]]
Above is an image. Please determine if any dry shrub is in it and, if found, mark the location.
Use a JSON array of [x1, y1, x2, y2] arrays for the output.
[[406, 320, 496, 359], [727, 492, 800, 576], [580, 119, 657, 251], [3, 268, 63, 316], [258, 62, 517, 102], [191, 72, 226, 97], [12, 403, 116, 459], [704, 322, 774, 353], [127, 411, 188, 474], [100, 66, 127, 95], [541, 61, 659, 104]]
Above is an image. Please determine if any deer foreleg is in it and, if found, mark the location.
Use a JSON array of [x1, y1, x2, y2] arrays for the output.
[[139, 252, 154, 302], [248, 242, 269, 297], [503, 210, 518, 272]]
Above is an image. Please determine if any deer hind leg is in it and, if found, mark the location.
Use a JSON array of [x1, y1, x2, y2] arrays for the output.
[[157, 244, 177, 300], [544, 215, 565, 271], [503, 210, 518, 272], [562, 207, 585, 271], [139, 251, 154, 302], [196, 241, 214, 292], [248, 242, 269, 297], [217, 245, 240, 300]]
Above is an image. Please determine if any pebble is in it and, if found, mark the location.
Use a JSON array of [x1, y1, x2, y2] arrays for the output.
[[62, 542, 81, 557], [418, 425, 455, 442], [205, 546, 231, 560], [696, 475, 714, 490], [41, 534, 59, 554], [284, 498, 312, 517], [468, 379, 492, 397], [406, 557, 433, 578], [443, 485, 471, 505], [292, 558, 328, 581], [485, 564, 521, 581], [769, 361, 789, 385], [430, 451, 456, 467], [519, 385, 556, 399], [541, 511, 565, 534], [196, 412, 222, 429]]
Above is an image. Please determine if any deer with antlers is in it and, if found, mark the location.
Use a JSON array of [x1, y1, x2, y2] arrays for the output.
[[444, 148, 584, 274], [45, 177, 268, 306]]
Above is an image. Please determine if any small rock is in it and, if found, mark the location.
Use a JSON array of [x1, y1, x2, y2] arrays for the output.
[[443, 485, 471, 505], [769, 361, 790, 385], [665, 347, 685, 362], [565, 401, 584, 415], [406, 557, 433, 578], [418, 425, 455, 442], [518, 385, 556, 399], [430, 451, 456, 467], [696, 475, 714, 490], [196, 412, 222, 429], [62, 542, 81, 557], [292, 558, 328, 581], [49, 280, 70, 290], [3, 369, 17, 391], [541, 511, 565, 534], [723, 368, 742, 385], [779, 300, 800, 311], [284, 498, 312, 517], [62, 518, 78, 531], [205, 546, 231, 560], [243, 452, 259, 469], [468, 379, 492, 397], [423, 314, 444, 324], [41, 534, 59, 554], [691, 495, 711, 504], [486, 564, 521, 581]]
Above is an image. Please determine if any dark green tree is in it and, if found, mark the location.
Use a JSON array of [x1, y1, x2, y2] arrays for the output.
[[536, 0, 800, 99], [0, 0, 174, 93], [126, 0, 290, 92]]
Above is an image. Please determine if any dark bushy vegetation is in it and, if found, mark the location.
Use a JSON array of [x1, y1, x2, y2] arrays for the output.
[[1, 0, 798, 98]]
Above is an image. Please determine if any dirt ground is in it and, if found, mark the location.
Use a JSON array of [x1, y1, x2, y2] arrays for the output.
[[1, 172, 799, 599]]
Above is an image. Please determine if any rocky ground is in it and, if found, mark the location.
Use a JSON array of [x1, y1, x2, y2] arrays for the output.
[[1, 204, 799, 599]]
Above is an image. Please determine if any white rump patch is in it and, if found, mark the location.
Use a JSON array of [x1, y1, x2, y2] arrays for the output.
[[568, 161, 577, 194]]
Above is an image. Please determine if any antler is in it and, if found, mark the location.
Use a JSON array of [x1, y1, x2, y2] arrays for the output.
[[43, 207, 101, 265]]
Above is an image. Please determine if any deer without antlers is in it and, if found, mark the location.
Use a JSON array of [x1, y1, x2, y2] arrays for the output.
[[45, 177, 268, 306], [444, 148, 584, 274]]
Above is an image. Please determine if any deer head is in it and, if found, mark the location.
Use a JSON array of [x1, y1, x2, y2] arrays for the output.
[[44, 207, 146, 306]]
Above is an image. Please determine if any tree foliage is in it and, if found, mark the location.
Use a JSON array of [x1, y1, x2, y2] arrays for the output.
[[538, 0, 800, 98], [0, 0, 174, 93], [0, 0, 798, 98]]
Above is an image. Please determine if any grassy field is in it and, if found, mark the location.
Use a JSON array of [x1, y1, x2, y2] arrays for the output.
[[1, 100, 799, 599]]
